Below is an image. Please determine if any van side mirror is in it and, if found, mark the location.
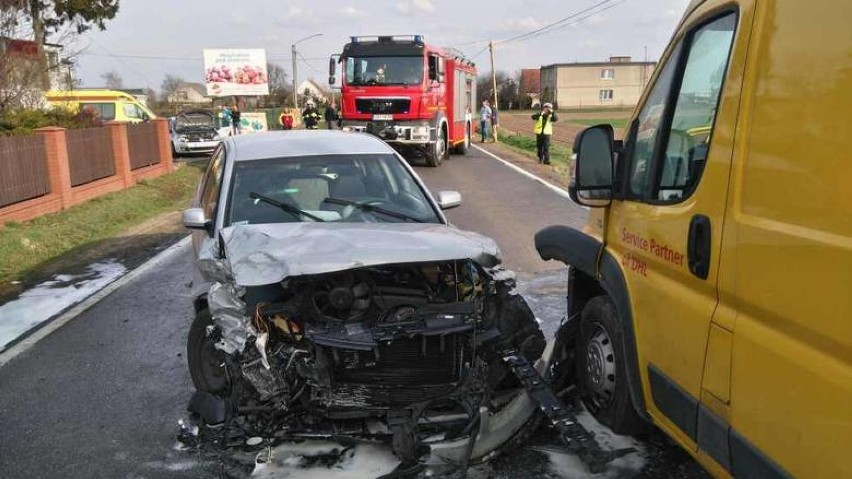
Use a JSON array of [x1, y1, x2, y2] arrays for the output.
[[569, 124, 615, 207]]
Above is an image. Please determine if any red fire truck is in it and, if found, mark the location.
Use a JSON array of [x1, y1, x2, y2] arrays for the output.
[[329, 35, 476, 167]]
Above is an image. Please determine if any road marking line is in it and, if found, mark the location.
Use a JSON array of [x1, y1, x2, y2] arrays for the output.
[[472, 145, 572, 200], [0, 235, 192, 368]]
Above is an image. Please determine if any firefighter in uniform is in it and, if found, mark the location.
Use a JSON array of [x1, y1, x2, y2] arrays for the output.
[[301, 101, 321, 129], [532, 102, 558, 164]]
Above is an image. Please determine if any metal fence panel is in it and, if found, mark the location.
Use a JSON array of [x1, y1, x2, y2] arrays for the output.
[[66, 127, 115, 187], [0, 135, 50, 208], [127, 122, 160, 170]]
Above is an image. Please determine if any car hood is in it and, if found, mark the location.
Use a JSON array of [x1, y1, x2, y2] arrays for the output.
[[218, 223, 501, 287], [174, 110, 216, 132]]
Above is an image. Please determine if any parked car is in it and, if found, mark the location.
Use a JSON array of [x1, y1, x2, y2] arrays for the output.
[[168, 109, 222, 156], [182, 130, 547, 467]]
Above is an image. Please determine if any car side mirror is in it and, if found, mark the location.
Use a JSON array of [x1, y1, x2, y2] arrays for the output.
[[183, 207, 211, 232], [569, 124, 615, 207], [436, 190, 462, 209]]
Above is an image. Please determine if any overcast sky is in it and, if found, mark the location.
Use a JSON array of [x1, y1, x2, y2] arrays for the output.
[[72, 0, 689, 90]]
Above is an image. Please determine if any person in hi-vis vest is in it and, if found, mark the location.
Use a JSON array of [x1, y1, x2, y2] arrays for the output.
[[531, 102, 558, 164]]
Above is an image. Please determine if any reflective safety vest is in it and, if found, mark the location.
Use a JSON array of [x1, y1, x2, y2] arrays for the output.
[[533, 111, 558, 135]]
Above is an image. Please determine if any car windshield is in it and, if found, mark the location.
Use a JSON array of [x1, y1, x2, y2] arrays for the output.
[[345, 56, 424, 86], [226, 154, 441, 226]]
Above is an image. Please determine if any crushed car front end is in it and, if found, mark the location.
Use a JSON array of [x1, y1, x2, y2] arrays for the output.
[[187, 223, 546, 465]]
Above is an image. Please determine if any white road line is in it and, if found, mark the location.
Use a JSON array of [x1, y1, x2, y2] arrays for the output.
[[472, 144, 573, 200], [0, 236, 192, 368]]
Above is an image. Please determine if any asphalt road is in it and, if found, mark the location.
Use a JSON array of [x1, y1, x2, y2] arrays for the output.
[[0, 146, 705, 478]]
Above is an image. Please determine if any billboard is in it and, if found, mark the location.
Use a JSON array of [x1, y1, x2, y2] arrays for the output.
[[203, 49, 269, 96]]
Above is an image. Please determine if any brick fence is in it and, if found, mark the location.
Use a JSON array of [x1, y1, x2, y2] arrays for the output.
[[0, 118, 174, 226]]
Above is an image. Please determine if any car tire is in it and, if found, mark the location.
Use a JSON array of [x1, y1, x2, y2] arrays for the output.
[[577, 296, 646, 435], [171, 142, 180, 159], [187, 309, 229, 394]]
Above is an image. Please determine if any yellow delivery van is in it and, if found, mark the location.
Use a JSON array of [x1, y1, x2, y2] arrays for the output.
[[45, 89, 156, 123], [535, 0, 851, 477]]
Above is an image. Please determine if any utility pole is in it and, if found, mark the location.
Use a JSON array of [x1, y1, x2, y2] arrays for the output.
[[489, 40, 499, 142], [291, 33, 323, 110]]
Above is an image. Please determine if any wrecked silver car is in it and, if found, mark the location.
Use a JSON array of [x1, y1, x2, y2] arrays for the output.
[[181, 131, 548, 471]]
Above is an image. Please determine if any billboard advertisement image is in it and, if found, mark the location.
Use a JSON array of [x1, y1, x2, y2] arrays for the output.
[[203, 49, 269, 96]]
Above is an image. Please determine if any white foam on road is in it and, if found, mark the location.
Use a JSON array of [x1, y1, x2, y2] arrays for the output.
[[252, 440, 400, 479], [0, 260, 127, 351]]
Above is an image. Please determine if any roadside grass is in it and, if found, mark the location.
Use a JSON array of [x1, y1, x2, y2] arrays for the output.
[[498, 130, 573, 178], [570, 117, 630, 129], [0, 162, 205, 284]]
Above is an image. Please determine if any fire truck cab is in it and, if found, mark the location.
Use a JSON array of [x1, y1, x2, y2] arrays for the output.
[[330, 35, 476, 167]]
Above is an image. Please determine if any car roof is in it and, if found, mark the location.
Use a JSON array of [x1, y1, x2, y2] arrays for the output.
[[224, 131, 395, 162]]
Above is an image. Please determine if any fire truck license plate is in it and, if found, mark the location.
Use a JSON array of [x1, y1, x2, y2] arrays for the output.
[[372, 114, 393, 121]]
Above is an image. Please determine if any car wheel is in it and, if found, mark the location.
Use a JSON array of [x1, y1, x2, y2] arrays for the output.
[[171, 141, 179, 159], [187, 309, 229, 394], [577, 296, 646, 435]]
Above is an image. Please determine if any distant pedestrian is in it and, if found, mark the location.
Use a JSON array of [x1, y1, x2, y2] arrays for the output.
[[220, 105, 232, 128], [231, 105, 242, 135], [489, 104, 499, 142], [324, 102, 339, 129], [479, 100, 492, 143], [302, 101, 321, 129], [279, 110, 294, 130], [532, 102, 558, 164]]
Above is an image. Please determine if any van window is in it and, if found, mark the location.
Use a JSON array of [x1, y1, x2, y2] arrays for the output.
[[658, 13, 736, 201], [122, 103, 141, 119], [80, 102, 116, 121], [626, 12, 737, 202]]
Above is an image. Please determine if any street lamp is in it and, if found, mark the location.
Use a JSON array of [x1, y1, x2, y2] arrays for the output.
[[292, 33, 323, 109]]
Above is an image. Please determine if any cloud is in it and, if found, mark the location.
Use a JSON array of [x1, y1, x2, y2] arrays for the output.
[[396, 0, 436, 14], [503, 16, 542, 31], [341, 6, 365, 17]]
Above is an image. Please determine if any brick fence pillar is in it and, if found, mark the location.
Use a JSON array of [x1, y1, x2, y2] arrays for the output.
[[106, 121, 134, 188], [151, 118, 174, 171], [35, 127, 72, 209]]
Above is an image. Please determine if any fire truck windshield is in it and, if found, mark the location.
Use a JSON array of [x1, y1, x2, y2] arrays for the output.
[[345, 56, 424, 86]]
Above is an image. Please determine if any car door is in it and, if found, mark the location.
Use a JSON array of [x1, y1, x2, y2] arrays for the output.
[[603, 4, 749, 452]]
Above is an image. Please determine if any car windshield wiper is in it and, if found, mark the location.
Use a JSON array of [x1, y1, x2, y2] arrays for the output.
[[323, 197, 424, 223], [249, 192, 325, 222]]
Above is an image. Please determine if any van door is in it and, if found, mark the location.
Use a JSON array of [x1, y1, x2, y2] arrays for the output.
[[604, 6, 746, 451], [718, 1, 852, 477]]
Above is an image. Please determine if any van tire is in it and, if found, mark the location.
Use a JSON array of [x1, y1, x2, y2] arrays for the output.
[[187, 309, 229, 394], [577, 296, 646, 435]]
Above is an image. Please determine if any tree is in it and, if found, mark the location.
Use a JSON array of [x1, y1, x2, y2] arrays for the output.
[[264, 62, 291, 107], [477, 70, 518, 109], [160, 74, 183, 103], [10, 1, 120, 88], [100, 69, 122, 89]]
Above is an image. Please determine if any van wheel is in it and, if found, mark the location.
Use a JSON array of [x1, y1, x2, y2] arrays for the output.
[[577, 296, 645, 435], [187, 309, 229, 394]]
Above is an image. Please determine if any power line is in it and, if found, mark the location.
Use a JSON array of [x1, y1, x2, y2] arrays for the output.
[[502, 0, 630, 45], [77, 52, 328, 62], [499, 0, 616, 45]]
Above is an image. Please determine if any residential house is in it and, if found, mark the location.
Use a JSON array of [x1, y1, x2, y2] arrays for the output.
[[540, 56, 656, 109], [298, 78, 329, 104], [518, 69, 541, 109], [168, 82, 209, 104]]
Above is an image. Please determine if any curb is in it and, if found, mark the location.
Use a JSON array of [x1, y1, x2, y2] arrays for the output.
[[0, 235, 192, 368]]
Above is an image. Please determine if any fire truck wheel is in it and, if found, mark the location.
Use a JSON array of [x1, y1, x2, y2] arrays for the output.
[[453, 122, 471, 155], [425, 127, 447, 167]]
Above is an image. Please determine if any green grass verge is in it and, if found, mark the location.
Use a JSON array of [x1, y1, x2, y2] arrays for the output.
[[498, 131, 573, 178], [0, 162, 205, 283], [570, 117, 630, 129]]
